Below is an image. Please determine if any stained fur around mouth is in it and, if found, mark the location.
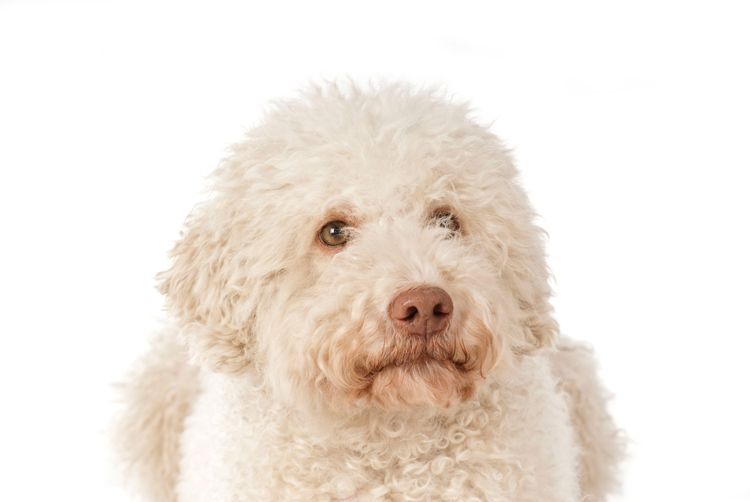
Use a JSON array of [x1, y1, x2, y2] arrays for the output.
[[316, 308, 497, 408], [359, 329, 475, 380]]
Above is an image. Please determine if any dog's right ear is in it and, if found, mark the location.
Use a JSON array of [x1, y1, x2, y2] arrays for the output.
[[157, 199, 265, 374]]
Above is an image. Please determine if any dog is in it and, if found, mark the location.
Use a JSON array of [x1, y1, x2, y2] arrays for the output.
[[115, 82, 623, 501]]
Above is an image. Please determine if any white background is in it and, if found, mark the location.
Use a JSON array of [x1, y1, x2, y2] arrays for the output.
[[1, 1, 749, 500]]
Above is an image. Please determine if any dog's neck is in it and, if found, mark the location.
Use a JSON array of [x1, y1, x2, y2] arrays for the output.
[[207, 363, 514, 448], [180, 353, 581, 500]]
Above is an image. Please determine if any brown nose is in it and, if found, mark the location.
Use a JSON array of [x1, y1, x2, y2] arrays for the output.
[[389, 286, 453, 337]]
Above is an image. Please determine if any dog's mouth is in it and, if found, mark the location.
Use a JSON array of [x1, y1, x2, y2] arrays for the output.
[[366, 349, 468, 377], [357, 354, 476, 408], [347, 335, 483, 408], [361, 333, 466, 374], [323, 318, 497, 409]]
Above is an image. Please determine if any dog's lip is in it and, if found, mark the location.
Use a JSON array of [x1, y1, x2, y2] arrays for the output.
[[366, 355, 468, 377], [393, 354, 437, 367], [364, 356, 430, 377]]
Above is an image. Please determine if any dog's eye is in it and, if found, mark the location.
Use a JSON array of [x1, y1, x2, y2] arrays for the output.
[[319, 221, 349, 247], [430, 209, 461, 235]]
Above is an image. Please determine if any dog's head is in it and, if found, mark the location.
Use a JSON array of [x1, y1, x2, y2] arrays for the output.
[[159, 83, 557, 410]]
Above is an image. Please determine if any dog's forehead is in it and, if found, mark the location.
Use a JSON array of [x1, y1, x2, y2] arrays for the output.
[[322, 148, 454, 208], [239, 86, 517, 222], [275, 137, 492, 220]]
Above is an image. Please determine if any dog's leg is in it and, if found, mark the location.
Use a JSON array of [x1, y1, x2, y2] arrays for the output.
[[113, 327, 199, 502], [550, 338, 624, 501]]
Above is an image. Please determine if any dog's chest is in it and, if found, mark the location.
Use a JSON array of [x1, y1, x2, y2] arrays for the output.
[[176, 358, 580, 501]]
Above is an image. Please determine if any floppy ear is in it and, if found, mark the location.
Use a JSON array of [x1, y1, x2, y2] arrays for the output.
[[157, 198, 266, 373], [157, 132, 302, 373], [502, 220, 559, 351]]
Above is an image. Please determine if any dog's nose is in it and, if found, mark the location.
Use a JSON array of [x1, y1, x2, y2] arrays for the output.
[[389, 286, 453, 337]]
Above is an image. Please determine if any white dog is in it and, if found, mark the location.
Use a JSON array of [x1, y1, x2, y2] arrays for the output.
[[116, 82, 622, 501]]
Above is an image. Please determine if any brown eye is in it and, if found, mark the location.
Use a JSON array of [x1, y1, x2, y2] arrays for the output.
[[431, 209, 461, 235], [319, 220, 349, 247]]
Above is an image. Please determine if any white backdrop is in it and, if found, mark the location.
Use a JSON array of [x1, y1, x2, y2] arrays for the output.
[[1, 1, 748, 500]]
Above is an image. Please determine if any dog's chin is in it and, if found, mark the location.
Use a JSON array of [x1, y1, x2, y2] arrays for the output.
[[364, 358, 476, 409]]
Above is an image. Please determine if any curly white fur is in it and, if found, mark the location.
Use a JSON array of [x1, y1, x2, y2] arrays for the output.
[[115, 81, 622, 501]]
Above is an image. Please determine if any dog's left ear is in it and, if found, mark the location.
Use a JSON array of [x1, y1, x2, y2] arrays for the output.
[[501, 221, 559, 352]]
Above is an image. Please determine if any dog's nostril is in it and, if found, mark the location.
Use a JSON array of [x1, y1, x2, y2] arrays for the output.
[[403, 306, 418, 321], [433, 303, 449, 316]]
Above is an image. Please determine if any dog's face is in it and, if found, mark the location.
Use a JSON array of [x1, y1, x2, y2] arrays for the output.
[[160, 84, 556, 410]]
